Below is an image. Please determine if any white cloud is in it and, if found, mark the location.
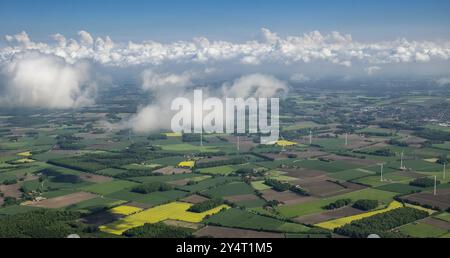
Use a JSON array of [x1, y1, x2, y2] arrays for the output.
[[126, 72, 288, 133], [364, 66, 381, 75], [290, 73, 310, 83], [2, 28, 449, 68], [124, 69, 196, 132], [436, 77, 450, 86], [222, 73, 287, 98], [0, 51, 95, 108]]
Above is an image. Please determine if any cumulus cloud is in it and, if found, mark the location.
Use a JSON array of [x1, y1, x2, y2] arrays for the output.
[[364, 66, 381, 75], [222, 73, 287, 98], [290, 73, 310, 83], [0, 51, 95, 108], [2, 28, 449, 68], [436, 77, 450, 86], [125, 72, 288, 133], [124, 69, 196, 132]]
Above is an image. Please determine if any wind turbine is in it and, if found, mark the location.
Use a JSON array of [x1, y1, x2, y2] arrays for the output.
[[400, 151, 406, 170], [345, 133, 348, 146], [309, 130, 312, 145], [444, 163, 446, 180], [434, 175, 437, 196], [380, 163, 384, 182], [200, 130, 203, 148]]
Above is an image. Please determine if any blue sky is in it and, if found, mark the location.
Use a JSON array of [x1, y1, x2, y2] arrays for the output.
[[1, 0, 450, 42]]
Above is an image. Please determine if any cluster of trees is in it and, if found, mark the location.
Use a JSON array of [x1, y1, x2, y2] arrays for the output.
[[323, 199, 352, 210], [264, 179, 292, 192], [2, 196, 20, 207], [2, 179, 18, 185], [352, 199, 378, 211], [388, 139, 409, 147], [436, 154, 449, 165], [360, 131, 393, 137], [378, 121, 416, 131], [187, 198, 223, 213], [39, 168, 83, 184], [414, 129, 450, 141], [131, 182, 173, 194], [147, 133, 167, 140], [122, 222, 193, 238], [182, 133, 204, 142], [355, 148, 394, 157], [409, 177, 439, 188], [56, 134, 85, 150], [335, 207, 428, 238], [0, 210, 97, 238], [264, 179, 309, 196], [114, 168, 162, 179], [234, 168, 265, 178], [48, 143, 175, 173]]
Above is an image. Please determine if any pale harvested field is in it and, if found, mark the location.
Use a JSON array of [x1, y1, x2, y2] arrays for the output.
[[153, 166, 191, 175], [324, 154, 378, 166], [126, 202, 154, 209], [223, 194, 259, 203], [261, 189, 317, 205], [401, 190, 450, 210], [298, 180, 347, 197], [264, 150, 328, 160], [24, 191, 98, 208], [0, 183, 22, 198], [163, 219, 202, 229], [221, 135, 256, 152], [168, 178, 191, 186], [281, 168, 327, 180], [293, 206, 364, 225], [194, 226, 284, 238], [180, 194, 209, 204], [422, 217, 450, 230], [342, 134, 382, 149]]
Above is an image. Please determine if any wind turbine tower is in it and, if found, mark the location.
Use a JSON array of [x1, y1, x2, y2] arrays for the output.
[[434, 175, 437, 196], [444, 163, 446, 180], [309, 130, 312, 145], [345, 133, 348, 146], [380, 163, 384, 182], [400, 151, 406, 170]]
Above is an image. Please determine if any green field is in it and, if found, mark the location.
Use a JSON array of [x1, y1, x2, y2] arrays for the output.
[[398, 222, 448, 238], [205, 208, 311, 233], [202, 181, 255, 198], [80, 180, 138, 195], [277, 188, 397, 218], [198, 165, 236, 175]]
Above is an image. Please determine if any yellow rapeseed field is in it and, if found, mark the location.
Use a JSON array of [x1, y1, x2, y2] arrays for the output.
[[315, 201, 403, 230], [109, 205, 143, 216], [17, 151, 32, 157], [13, 158, 35, 164], [404, 203, 436, 214], [164, 132, 182, 137], [178, 160, 195, 168], [275, 140, 298, 146], [99, 202, 229, 235]]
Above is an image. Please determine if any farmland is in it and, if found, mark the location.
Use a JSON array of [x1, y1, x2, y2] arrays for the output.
[[0, 86, 449, 238]]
